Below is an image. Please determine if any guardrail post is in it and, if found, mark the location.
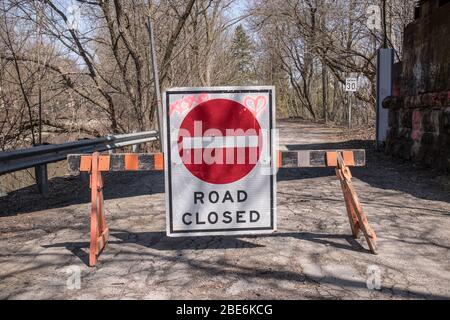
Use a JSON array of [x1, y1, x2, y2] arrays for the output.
[[35, 164, 49, 196], [0, 181, 6, 197], [80, 171, 89, 183]]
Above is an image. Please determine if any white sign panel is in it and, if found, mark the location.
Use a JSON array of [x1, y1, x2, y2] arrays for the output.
[[345, 78, 358, 92], [164, 86, 276, 237]]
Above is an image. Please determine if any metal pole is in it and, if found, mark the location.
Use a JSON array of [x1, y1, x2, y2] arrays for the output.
[[376, 48, 394, 148], [147, 16, 164, 153], [382, 0, 387, 49], [348, 92, 352, 130], [35, 164, 49, 196], [131, 130, 139, 153], [0, 181, 6, 197]]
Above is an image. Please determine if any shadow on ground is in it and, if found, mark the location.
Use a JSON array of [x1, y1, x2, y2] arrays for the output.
[[43, 229, 369, 267], [282, 139, 450, 205], [38, 229, 449, 300], [0, 171, 165, 217]]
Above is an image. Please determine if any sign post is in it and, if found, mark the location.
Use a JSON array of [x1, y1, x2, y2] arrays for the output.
[[146, 15, 163, 152], [163, 87, 276, 237], [376, 48, 393, 148], [345, 78, 357, 129]]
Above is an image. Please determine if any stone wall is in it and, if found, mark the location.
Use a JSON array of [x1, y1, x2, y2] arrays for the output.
[[383, 0, 450, 171]]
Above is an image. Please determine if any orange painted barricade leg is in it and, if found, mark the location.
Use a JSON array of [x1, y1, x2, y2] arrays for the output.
[[70, 152, 164, 266], [89, 152, 109, 267], [332, 152, 377, 254]]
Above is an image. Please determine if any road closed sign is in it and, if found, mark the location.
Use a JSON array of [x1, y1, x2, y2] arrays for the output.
[[164, 86, 276, 236]]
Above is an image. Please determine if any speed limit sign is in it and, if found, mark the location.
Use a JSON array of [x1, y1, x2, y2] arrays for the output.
[[345, 78, 357, 92]]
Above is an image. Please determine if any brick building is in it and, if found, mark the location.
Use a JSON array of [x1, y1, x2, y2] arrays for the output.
[[383, 0, 450, 170]]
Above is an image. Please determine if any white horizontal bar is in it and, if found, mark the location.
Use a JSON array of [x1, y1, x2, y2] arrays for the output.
[[182, 136, 259, 149]]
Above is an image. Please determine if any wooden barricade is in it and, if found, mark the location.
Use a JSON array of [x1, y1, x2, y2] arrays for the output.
[[333, 152, 377, 253], [279, 149, 377, 254], [68, 152, 164, 266], [68, 149, 376, 266]]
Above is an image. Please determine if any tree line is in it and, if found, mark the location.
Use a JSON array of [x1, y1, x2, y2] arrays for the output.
[[0, 0, 414, 151]]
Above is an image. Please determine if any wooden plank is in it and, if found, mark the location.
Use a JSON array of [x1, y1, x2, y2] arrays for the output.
[[89, 153, 99, 267], [280, 151, 299, 167], [125, 154, 139, 171], [277, 151, 282, 168], [96, 228, 109, 255], [297, 151, 311, 167], [80, 155, 92, 172], [335, 152, 377, 254], [68, 153, 164, 172], [336, 168, 360, 238], [137, 154, 155, 170], [344, 180, 378, 254], [343, 151, 355, 166], [67, 154, 82, 172], [154, 153, 164, 170], [326, 151, 337, 167], [110, 154, 125, 171], [98, 156, 109, 171], [310, 151, 327, 167], [279, 150, 365, 168], [68, 150, 365, 172], [354, 150, 365, 166]]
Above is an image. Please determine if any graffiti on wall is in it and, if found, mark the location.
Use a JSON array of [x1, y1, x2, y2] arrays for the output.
[[412, 109, 422, 141]]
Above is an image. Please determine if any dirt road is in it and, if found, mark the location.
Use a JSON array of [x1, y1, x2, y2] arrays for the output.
[[1, 120, 449, 299]]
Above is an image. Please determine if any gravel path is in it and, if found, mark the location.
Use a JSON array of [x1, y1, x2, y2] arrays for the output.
[[1, 120, 449, 299]]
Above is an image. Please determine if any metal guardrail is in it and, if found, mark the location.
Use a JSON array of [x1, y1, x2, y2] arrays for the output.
[[0, 130, 159, 175]]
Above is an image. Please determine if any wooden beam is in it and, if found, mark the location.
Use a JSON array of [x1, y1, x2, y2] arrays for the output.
[[279, 149, 365, 168], [68, 153, 164, 172]]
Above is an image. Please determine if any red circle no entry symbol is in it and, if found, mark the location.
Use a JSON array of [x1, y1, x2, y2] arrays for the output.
[[178, 98, 263, 184]]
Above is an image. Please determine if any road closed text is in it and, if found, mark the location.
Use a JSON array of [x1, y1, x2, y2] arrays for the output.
[[182, 190, 261, 226]]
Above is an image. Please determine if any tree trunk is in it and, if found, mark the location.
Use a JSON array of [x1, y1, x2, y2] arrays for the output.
[[322, 61, 328, 122]]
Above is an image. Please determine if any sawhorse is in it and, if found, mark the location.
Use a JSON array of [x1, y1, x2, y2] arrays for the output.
[[68, 152, 164, 266], [279, 149, 377, 253], [68, 149, 376, 266], [333, 152, 377, 253]]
